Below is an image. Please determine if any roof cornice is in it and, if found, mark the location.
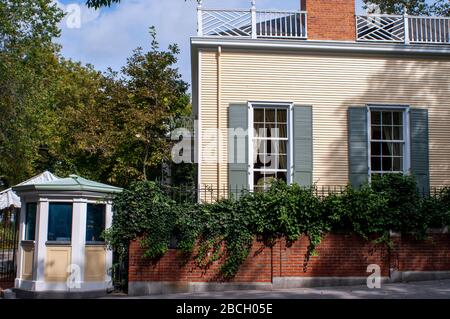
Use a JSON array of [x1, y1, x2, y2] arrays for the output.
[[191, 37, 450, 57]]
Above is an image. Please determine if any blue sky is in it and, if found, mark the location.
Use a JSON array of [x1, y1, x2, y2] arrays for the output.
[[57, 0, 366, 92]]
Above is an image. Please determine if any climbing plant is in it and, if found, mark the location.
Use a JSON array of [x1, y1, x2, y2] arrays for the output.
[[105, 175, 450, 279]]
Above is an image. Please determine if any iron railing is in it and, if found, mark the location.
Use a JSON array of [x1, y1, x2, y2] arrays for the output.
[[357, 14, 450, 44], [161, 184, 449, 203], [198, 2, 307, 39], [0, 213, 19, 284]]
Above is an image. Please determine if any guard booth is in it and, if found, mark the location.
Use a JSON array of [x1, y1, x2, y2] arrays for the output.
[[12, 175, 122, 297]]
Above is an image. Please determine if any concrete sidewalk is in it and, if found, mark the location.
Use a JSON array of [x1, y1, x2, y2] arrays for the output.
[[116, 279, 450, 299]]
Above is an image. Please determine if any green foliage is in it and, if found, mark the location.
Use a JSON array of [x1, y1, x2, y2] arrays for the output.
[[0, 2, 191, 190], [106, 175, 450, 279], [364, 0, 450, 16]]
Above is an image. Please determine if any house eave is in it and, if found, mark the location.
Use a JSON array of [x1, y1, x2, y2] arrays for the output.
[[190, 37, 450, 58]]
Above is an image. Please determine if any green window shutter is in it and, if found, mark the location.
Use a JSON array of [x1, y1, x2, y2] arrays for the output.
[[228, 104, 248, 194], [410, 108, 430, 195], [293, 105, 312, 186], [348, 107, 369, 188]]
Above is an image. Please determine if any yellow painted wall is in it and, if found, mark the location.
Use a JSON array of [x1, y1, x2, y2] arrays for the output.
[[199, 49, 450, 188], [21, 244, 34, 280], [84, 246, 106, 282], [45, 246, 71, 282]]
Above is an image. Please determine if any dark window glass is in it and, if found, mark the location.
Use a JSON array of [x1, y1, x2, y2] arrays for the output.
[[371, 111, 381, 125], [86, 204, 106, 242], [48, 203, 72, 242], [371, 157, 381, 171], [25, 203, 37, 241]]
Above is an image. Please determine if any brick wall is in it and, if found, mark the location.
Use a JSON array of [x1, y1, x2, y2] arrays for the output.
[[306, 0, 356, 41], [129, 233, 438, 284]]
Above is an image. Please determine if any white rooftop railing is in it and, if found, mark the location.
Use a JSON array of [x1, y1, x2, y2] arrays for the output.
[[357, 14, 450, 44], [197, 1, 307, 39]]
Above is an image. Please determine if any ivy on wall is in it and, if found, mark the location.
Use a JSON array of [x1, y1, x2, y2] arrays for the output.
[[105, 175, 450, 279]]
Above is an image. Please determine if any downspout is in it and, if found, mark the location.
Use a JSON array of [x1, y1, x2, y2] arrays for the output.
[[217, 46, 222, 191]]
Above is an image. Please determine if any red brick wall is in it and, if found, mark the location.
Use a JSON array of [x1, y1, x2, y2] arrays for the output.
[[130, 233, 415, 283], [0, 281, 14, 290], [306, 0, 356, 41], [391, 234, 450, 271]]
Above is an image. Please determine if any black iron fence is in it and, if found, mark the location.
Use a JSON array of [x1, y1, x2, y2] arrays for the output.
[[161, 184, 449, 203], [0, 214, 19, 283]]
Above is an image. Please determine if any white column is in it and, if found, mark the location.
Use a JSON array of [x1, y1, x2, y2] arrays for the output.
[[71, 198, 87, 290], [15, 202, 27, 286], [104, 202, 113, 288], [404, 8, 410, 45], [34, 198, 49, 284], [251, 0, 257, 39]]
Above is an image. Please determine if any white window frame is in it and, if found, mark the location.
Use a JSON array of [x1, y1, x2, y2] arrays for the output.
[[248, 101, 294, 191], [367, 104, 411, 181]]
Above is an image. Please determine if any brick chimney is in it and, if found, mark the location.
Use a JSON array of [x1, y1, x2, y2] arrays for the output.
[[304, 0, 356, 41]]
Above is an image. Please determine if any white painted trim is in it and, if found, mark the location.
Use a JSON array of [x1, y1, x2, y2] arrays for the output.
[[16, 204, 26, 281], [71, 199, 87, 285], [191, 37, 450, 57], [34, 199, 49, 283], [197, 50, 202, 195], [248, 101, 294, 191], [104, 203, 113, 285], [16, 279, 112, 292], [248, 102, 254, 192], [367, 104, 411, 178]]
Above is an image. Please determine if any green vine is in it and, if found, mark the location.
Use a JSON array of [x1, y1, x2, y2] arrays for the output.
[[105, 175, 450, 279]]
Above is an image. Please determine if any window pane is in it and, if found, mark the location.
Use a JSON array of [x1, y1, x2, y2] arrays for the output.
[[371, 111, 381, 125], [265, 109, 275, 122], [371, 126, 381, 140], [392, 112, 402, 125], [25, 203, 37, 241], [254, 124, 265, 138], [393, 126, 403, 140], [393, 157, 403, 171], [371, 142, 381, 156], [371, 157, 381, 171], [382, 157, 392, 171], [276, 171, 287, 182], [392, 143, 403, 156], [277, 155, 287, 169], [277, 109, 287, 123], [382, 112, 392, 125], [381, 125, 392, 140], [86, 204, 106, 242], [48, 203, 72, 242], [275, 123, 288, 138], [254, 109, 264, 122]]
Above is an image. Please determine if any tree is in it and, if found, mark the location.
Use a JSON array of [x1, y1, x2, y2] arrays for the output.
[[364, 0, 450, 16], [51, 27, 191, 188], [0, 0, 64, 187]]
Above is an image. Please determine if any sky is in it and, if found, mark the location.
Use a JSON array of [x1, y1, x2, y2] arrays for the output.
[[56, 0, 366, 93]]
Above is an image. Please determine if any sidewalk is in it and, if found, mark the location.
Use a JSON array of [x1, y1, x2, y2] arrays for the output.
[[117, 279, 450, 299]]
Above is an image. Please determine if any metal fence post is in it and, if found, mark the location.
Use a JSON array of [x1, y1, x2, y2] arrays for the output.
[[251, 0, 257, 39], [197, 0, 203, 36]]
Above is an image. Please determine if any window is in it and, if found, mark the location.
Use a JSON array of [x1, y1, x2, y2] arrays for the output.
[[25, 203, 37, 241], [251, 104, 291, 191], [47, 203, 73, 242], [86, 204, 106, 243], [370, 108, 409, 176]]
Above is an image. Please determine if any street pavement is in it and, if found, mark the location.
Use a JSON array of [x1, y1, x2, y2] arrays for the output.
[[113, 279, 450, 299]]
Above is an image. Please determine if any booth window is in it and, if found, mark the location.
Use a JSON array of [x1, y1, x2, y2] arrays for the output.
[[86, 204, 106, 243], [25, 203, 37, 241], [47, 203, 73, 242]]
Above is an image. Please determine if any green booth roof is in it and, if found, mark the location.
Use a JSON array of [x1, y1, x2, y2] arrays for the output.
[[12, 175, 123, 194]]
